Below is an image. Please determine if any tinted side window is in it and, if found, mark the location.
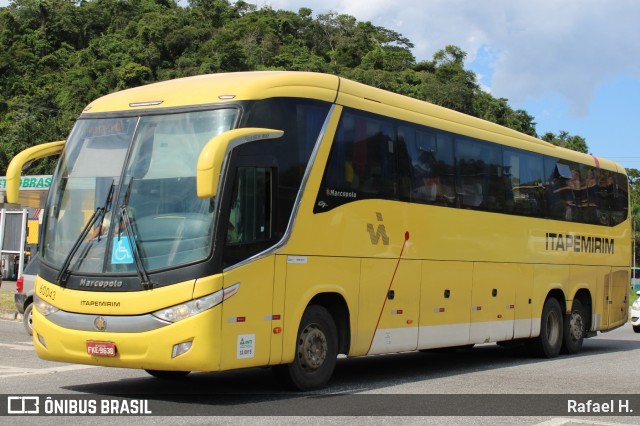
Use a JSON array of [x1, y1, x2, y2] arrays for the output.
[[612, 173, 629, 225], [312, 108, 628, 227], [399, 125, 455, 207], [456, 138, 504, 212], [504, 149, 545, 217], [315, 110, 397, 212], [545, 158, 575, 221], [544, 157, 626, 226]]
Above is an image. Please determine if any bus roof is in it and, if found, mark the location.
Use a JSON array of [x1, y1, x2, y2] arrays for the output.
[[83, 71, 340, 114], [81, 71, 625, 174]]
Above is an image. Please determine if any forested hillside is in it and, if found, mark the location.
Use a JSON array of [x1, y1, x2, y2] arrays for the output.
[[0, 0, 542, 174]]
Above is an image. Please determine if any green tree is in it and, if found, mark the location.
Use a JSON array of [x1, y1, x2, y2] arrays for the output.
[[417, 45, 479, 115], [541, 131, 589, 153], [628, 168, 640, 266]]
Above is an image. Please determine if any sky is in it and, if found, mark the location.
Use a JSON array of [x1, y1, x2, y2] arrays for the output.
[[1, 0, 639, 169], [263, 0, 640, 170]]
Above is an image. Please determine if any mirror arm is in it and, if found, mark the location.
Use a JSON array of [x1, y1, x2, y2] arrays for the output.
[[5, 140, 65, 203], [197, 128, 283, 198]]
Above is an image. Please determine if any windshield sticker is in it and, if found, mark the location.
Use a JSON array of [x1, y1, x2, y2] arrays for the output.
[[111, 236, 134, 264]]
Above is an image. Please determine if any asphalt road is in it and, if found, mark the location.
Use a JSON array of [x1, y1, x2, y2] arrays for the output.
[[0, 315, 639, 425]]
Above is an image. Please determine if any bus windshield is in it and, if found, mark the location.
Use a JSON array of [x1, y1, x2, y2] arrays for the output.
[[42, 108, 238, 275]]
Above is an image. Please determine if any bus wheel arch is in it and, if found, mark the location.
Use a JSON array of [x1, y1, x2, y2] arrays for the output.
[[307, 293, 351, 355], [273, 304, 338, 390], [273, 293, 350, 391], [526, 292, 564, 358]]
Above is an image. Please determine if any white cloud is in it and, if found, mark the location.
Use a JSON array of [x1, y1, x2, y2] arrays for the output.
[[267, 0, 640, 117]]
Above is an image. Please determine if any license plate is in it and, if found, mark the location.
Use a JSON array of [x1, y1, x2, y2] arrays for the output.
[[86, 341, 117, 357]]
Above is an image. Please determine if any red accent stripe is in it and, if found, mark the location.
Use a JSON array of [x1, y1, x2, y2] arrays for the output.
[[592, 155, 600, 169], [367, 232, 410, 354]]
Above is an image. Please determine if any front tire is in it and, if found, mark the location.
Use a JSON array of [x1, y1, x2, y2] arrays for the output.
[[526, 297, 563, 358], [23, 303, 33, 336], [562, 299, 586, 354], [633, 325, 640, 333], [273, 305, 338, 391]]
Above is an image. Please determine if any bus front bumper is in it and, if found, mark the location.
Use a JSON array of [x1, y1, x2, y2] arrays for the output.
[[32, 307, 222, 372]]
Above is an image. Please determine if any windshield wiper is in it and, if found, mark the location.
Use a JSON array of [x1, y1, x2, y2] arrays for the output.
[[57, 181, 115, 286], [117, 178, 154, 290], [119, 205, 154, 290]]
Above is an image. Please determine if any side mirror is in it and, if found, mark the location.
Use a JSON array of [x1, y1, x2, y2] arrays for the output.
[[5, 140, 65, 203], [196, 128, 283, 198]]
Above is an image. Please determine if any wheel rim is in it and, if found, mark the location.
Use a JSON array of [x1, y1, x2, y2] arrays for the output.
[[297, 323, 327, 372], [568, 311, 583, 342], [546, 310, 560, 345]]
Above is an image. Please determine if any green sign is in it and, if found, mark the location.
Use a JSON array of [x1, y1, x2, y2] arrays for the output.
[[0, 175, 52, 191]]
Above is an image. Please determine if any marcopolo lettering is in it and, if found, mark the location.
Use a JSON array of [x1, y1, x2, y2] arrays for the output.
[[79, 278, 124, 288], [545, 233, 614, 254], [326, 188, 357, 198]]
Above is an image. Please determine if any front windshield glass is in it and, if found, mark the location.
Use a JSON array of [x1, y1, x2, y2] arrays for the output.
[[42, 109, 238, 275]]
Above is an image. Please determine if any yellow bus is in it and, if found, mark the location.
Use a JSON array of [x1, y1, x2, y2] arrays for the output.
[[6, 71, 631, 390]]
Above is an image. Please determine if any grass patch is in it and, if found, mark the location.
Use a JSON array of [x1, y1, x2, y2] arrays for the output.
[[0, 290, 15, 312]]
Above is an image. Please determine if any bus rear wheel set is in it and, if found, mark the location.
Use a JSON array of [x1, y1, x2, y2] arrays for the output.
[[526, 297, 587, 358]]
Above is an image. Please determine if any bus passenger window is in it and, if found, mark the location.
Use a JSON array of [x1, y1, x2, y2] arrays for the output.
[[400, 125, 454, 207], [503, 149, 545, 217], [596, 170, 614, 225], [611, 172, 629, 225], [455, 138, 503, 211], [315, 110, 397, 212]]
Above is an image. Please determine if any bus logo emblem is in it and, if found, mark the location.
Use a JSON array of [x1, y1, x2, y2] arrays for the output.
[[367, 212, 389, 245], [94, 316, 107, 331]]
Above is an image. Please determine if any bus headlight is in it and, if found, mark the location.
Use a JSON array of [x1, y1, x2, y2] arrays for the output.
[[151, 283, 240, 323], [34, 295, 60, 316]]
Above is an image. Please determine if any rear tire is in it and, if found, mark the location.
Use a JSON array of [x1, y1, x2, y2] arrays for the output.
[[23, 303, 33, 336], [526, 297, 563, 358], [273, 305, 338, 391], [145, 369, 190, 380], [561, 299, 586, 354]]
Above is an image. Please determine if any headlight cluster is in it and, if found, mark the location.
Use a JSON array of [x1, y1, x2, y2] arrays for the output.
[[152, 283, 239, 323], [632, 298, 640, 311], [34, 295, 60, 316]]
